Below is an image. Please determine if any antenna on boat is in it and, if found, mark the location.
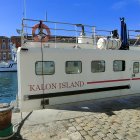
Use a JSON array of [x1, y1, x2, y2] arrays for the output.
[[45, 10, 48, 21], [21, 0, 28, 44], [23, 0, 26, 19]]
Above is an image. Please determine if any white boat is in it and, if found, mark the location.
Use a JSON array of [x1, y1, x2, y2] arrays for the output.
[[0, 43, 17, 72], [13, 18, 140, 112], [0, 60, 17, 72]]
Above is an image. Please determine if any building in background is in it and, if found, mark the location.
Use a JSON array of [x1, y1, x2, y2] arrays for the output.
[[0, 36, 11, 61], [11, 36, 21, 48], [0, 36, 21, 61]]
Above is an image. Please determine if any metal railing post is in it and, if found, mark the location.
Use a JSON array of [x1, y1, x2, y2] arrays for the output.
[[75, 25, 78, 46], [93, 27, 96, 48], [55, 23, 57, 48]]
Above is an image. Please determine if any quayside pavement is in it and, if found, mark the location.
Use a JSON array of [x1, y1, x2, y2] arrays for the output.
[[11, 94, 140, 140]]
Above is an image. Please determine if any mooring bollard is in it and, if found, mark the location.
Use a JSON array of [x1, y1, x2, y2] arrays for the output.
[[0, 103, 14, 139]]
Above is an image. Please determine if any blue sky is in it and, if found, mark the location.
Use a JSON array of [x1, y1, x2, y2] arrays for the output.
[[0, 0, 140, 37]]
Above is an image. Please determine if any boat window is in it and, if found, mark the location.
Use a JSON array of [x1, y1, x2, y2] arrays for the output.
[[91, 60, 105, 73], [35, 61, 55, 75], [66, 61, 82, 74], [133, 62, 139, 73], [113, 60, 125, 72]]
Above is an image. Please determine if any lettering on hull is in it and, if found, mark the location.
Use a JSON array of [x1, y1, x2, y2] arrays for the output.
[[29, 81, 85, 92]]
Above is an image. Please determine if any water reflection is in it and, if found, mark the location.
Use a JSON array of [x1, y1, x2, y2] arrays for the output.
[[0, 72, 17, 103]]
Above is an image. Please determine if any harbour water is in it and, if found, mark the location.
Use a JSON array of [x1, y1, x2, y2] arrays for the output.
[[0, 72, 17, 103]]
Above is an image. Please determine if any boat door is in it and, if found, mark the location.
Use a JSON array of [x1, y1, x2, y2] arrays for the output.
[[131, 61, 140, 93]]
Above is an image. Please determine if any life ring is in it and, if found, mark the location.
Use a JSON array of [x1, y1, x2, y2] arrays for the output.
[[32, 22, 51, 42]]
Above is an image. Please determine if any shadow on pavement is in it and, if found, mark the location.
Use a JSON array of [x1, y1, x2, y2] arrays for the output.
[[47, 94, 140, 116]]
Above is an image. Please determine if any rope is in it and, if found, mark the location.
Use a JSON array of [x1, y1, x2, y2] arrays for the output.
[[40, 38, 45, 109]]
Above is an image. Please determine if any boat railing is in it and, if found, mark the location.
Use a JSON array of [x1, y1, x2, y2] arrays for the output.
[[22, 18, 95, 45], [21, 18, 113, 47], [128, 30, 140, 46]]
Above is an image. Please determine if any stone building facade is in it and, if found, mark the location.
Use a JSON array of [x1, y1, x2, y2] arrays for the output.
[[0, 36, 21, 61], [0, 36, 11, 61], [11, 36, 21, 48]]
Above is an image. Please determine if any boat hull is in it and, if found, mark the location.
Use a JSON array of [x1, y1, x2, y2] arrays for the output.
[[17, 46, 140, 111]]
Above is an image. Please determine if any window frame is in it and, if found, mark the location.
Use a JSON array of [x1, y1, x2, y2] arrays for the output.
[[2, 40, 6, 49], [35, 61, 55, 75], [113, 60, 125, 72], [133, 62, 139, 74], [91, 60, 105, 73], [65, 61, 82, 74], [2, 53, 6, 60], [2, 39, 5, 43]]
